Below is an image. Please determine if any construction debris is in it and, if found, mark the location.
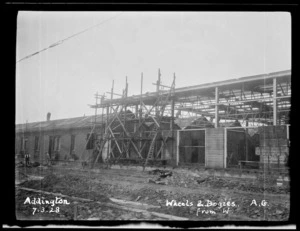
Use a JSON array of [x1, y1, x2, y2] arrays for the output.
[[148, 169, 173, 177], [148, 169, 173, 185], [15, 163, 290, 221]]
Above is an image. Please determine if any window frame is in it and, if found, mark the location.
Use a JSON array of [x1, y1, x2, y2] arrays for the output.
[[86, 133, 95, 150], [54, 136, 61, 151], [21, 137, 29, 152], [34, 136, 40, 151], [70, 134, 76, 153]]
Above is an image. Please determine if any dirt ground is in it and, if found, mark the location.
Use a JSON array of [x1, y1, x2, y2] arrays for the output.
[[15, 164, 290, 221]]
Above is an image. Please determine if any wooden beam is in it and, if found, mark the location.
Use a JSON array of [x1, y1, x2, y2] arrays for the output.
[[108, 127, 122, 154]]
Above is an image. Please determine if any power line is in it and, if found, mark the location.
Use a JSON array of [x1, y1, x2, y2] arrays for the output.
[[16, 12, 123, 63]]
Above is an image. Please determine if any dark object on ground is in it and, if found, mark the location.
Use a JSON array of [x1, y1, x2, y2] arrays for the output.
[[148, 169, 161, 175], [32, 162, 40, 167], [148, 178, 168, 185], [161, 160, 167, 166], [148, 169, 172, 178], [73, 154, 79, 160], [160, 171, 172, 178], [82, 161, 88, 168], [196, 178, 206, 184]]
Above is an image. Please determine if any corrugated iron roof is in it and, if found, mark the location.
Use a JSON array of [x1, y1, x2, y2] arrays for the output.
[[16, 110, 137, 133], [15, 114, 107, 133]]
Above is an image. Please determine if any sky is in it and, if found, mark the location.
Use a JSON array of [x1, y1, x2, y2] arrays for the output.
[[16, 11, 291, 124]]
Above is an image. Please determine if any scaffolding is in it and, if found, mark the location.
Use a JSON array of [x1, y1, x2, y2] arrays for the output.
[[89, 69, 176, 169]]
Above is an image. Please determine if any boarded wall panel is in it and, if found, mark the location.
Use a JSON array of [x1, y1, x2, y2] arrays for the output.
[[205, 128, 224, 168]]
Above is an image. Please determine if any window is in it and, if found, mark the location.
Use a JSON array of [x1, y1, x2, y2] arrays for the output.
[[70, 135, 76, 154], [86, 133, 95, 150], [21, 137, 28, 152], [34, 136, 40, 151]]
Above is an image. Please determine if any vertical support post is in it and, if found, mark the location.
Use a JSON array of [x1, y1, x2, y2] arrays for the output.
[[125, 76, 128, 158], [139, 73, 143, 153], [176, 130, 180, 166], [170, 96, 175, 165], [245, 119, 249, 161], [126, 76, 128, 97], [110, 80, 114, 114], [156, 68, 161, 118], [224, 127, 227, 168], [94, 92, 98, 124], [273, 78, 277, 126], [110, 80, 114, 159], [215, 86, 219, 128], [94, 92, 98, 161], [101, 94, 105, 134], [140, 73, 143, 124], [106, 106, 109, 159], [134, 104, 138, 133], [170, 73, 176, 131], [171, 99, 175, 131], [157, 69, 161, 92]]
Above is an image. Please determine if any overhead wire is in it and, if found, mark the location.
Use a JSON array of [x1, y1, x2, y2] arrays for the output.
[[16, 12, 123, 63]]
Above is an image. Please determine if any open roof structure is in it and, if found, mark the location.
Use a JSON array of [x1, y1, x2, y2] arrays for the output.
[[92, 70, 291, 126]]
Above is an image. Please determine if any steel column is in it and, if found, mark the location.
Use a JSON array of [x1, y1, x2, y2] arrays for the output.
[[273, 78, 277, 125], [215, 86, 219, 128]]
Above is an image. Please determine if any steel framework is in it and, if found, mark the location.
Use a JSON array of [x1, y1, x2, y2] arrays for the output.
[[88, 69, 291, 168]]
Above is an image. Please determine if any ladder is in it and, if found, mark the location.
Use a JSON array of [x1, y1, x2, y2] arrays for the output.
[[143, 125, 158, 170]]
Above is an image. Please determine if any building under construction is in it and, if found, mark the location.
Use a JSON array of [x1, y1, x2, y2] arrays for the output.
[[15, 69, 291, 172]]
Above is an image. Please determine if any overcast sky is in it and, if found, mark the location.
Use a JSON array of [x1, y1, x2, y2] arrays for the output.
[[16, 11, 291, 124]]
